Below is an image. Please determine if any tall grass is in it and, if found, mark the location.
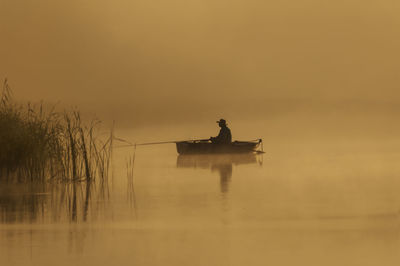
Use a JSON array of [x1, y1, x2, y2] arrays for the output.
[[0, 79, 112, 183]]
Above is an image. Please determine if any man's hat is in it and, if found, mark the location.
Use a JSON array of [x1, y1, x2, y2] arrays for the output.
[[216, 119, 227, 125]]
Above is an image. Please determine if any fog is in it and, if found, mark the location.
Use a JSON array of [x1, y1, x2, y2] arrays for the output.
[[1, 0, 400, 125], [3, 3, 400, 265]]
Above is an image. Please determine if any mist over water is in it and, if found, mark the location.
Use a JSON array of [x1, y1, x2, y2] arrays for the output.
[[2, 0, 400, 265], [2, 117, 400, 266]]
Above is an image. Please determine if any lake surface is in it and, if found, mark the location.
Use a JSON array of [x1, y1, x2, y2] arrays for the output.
[[2, 118, 400, 266]]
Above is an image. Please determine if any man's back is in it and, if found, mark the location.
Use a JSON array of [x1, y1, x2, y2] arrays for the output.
[[213, 126, 232, 144]]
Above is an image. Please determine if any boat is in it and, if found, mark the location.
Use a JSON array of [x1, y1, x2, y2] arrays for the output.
[[176, 139, 263, 155]]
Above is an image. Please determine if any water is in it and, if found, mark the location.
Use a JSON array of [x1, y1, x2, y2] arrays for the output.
[[2, 118, 400, 266]]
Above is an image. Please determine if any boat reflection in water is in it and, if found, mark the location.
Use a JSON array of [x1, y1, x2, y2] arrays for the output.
[[176, 153, 262, 194]]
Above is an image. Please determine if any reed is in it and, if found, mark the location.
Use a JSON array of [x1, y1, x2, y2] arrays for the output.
[[0, 79, 112, 183], [126, 146, 137, 217]]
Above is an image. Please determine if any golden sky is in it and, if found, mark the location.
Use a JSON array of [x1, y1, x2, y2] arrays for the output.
[[1, 0, 400, 116]]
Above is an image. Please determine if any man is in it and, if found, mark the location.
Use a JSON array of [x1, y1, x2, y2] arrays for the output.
[[210, 119, 232, 144]]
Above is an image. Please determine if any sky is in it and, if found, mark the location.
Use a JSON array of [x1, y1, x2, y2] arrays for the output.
[[1, 0, 400, 124]]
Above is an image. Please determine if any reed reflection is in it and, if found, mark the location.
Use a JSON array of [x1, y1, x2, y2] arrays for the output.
[[177, 154, 262, 194], [0, 181, 110, 224], [126, 153, 138, 218]]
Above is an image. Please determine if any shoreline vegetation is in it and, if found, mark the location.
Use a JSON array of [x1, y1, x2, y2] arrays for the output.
[[0, 79, 113, 183]]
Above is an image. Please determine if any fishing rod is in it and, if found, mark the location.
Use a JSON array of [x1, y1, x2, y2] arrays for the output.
[[137, 139, 210, 146], [113, 138, 210, 148]]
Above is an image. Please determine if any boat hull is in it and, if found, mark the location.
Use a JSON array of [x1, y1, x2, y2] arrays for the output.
[[176, 140, 262, 155]]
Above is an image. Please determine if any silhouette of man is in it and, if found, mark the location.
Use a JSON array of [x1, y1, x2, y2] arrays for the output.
[[210, 119, 232, 144]]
